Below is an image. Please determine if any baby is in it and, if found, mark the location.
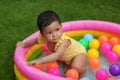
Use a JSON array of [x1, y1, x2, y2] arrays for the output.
[[17, 10, 87, 78]]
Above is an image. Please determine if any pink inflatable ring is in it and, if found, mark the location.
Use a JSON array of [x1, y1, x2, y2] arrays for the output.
[[14, 20, 120, 80]]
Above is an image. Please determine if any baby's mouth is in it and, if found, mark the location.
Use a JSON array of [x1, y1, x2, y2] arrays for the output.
[[53, 38, 59, 41], [53, 38, 57, 40]]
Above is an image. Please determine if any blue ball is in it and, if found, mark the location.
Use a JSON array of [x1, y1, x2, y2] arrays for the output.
[[83, 34, 93, 42], [67, 78, 72, 80], [80, 77, 90, 80]]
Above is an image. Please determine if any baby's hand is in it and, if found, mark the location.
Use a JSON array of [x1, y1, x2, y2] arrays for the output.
[[16, 41, 25, 48], [28, 59, 42, 66]]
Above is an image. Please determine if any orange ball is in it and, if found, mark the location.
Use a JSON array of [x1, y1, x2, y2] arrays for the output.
[[88, 58, 101, 69], [46, 62, 59, 71], [66, 69, 79, 80], [98, 35, 109, 45], [107, 77, 116, 80], [109, 37, 120, 46], [33, 64, 44, 70]]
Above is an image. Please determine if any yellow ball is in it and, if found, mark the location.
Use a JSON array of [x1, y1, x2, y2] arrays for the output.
[[87, 49, 99, 59], [89, 39, 100, 49], [113, 44, 120, 55]]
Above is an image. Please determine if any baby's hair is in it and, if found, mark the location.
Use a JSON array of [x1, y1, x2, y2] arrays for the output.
[[37, 10, 61, 33]]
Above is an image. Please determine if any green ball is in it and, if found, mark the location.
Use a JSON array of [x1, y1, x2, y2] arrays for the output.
[[79, 38, 89, 49]]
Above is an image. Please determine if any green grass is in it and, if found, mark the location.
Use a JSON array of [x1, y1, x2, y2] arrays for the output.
[[0, 0, 120, 80]]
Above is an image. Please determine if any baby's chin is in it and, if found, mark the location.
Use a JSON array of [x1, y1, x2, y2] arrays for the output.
[[52, 40, 59, 43]]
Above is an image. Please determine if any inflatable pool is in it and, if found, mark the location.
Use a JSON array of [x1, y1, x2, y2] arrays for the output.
[[14, 20, 120, 80]]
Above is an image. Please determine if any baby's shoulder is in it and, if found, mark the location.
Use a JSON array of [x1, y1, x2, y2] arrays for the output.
[[38, 34, 46, 44]]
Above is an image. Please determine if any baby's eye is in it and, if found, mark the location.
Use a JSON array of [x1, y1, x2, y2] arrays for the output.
[[56, 28, 59, 31], [47, 32, 52, 34]]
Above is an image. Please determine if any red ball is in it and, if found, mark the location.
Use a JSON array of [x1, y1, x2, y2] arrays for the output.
[[46, 61, 59, 71], [33, 64, 44, 70], [109, 37, 120, 46], [88, 58, 101, 69], [98, 35, 109, 45], [66, 69, 79, 80]]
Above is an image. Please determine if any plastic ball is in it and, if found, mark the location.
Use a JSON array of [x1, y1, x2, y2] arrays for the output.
[[106, 51, 119, 63], [95, 68, 109, 80], [89, 39, 100, 49], [48, 68, 60, 76], [98, 35, 109, 45], [109, 37, 120, 46], [88, 58, 101, 69], [33, 64, 44, 70], [79, 38, 89, 48], [116, 78, 120, 80], [67, 78, 73, 80], [46, 62, 59, 71], [83, 33, 93, 42], [109, 63, 120, 76], [107, 77, 116, 80], [80, 77, 90, 80], [87, 49, 99, 59], [113, 44, 120, 55], [66, 69, 79, 80], [100, 42, 112, 55]]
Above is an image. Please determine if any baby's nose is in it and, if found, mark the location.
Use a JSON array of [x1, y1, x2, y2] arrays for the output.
[[52, 32, 57, 37]]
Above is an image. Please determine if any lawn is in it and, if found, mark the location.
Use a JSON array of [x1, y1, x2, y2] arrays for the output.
[[0, 0, 120, 80]]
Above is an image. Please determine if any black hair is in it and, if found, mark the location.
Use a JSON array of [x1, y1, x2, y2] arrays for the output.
[[37, 10, 61, 33]]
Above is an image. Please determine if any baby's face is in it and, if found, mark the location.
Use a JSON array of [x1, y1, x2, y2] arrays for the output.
[[42, 21, 62, 43]]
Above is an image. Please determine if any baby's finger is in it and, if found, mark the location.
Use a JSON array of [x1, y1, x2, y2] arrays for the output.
[[28, 61, 36, 66], [16, 41, 21, 46]]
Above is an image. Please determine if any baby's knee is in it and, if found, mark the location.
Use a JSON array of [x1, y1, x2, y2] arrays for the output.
[[81, 66, 86, 73]]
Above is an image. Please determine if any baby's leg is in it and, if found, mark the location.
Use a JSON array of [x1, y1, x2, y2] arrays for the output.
[[58, 61, 70, 73], [71, 53, 87, 78]]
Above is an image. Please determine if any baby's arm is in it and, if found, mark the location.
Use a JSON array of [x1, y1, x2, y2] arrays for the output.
[[28, 39, 71, 65], [16, 38, 38, 48]]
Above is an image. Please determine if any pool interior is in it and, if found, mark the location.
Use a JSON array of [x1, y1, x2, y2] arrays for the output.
[[30, 39, 120, 80]]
